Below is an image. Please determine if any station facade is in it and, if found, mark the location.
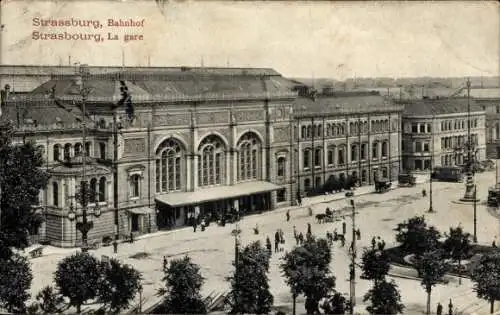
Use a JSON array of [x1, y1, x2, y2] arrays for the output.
[[0, 66, 404, 247]]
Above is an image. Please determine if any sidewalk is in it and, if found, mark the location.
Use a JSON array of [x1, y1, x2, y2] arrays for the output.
[[134, 182, 399, 244]]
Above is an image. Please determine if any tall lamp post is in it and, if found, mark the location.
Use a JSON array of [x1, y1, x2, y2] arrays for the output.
[[231, 222, 241, 308], [67, 69, 102, 251], [460, 79, 477, 202], [428, 118, 435, 212], [345, 197, 357, 314]]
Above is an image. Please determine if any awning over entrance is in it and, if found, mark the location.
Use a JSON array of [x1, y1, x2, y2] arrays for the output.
[[155, 181, 282, 207], [127, 207, 155, 215]]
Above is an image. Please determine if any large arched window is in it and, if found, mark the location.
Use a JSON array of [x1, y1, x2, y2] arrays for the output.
[[156, 138, 184, 193], [53, 144, 61, 161], [99, 177, 106, 202], [198, 135, 225, 186], [52, 182, 59, 207], [90, 178, 98, 203], [277, 157, 286, 177], [237, 132, 261, 181]]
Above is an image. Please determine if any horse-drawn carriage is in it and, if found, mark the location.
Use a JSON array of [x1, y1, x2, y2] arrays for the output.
[[374, 180, 392, 193]]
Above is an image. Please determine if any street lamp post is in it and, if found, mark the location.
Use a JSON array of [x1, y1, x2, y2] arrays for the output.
[[473, 185, 478, 243], [461, 79, 477, 202], [231, 222, 241, 308], [345, 197, 357, 314], [428, 122, 435, 213]]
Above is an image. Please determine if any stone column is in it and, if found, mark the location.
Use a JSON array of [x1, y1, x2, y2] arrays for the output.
[[225, 152, 230, 185], [261, 147, 266, 180], [193, 155, 199, 190], [232, 150, 238, 185], [107, 179, 112, 206], [61, 178, 67, 209], [270, 191, 277, 210], [233, 199, 239, 212], [186, 155, 192, 190]]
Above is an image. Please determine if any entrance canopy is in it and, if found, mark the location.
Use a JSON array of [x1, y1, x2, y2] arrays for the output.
[[127, 207, 155, 215], [155, 181, 282, 207]]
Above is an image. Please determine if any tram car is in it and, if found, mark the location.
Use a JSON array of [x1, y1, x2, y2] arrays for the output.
[[431, 166, 463, 182]]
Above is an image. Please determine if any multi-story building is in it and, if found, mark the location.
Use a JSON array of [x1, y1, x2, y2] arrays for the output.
[[0, 65, 409, 248], [293, 89, 404, 196], [0, 66, 298, 247], [458, 88, 500, 158], [400, 98, 486, 172]]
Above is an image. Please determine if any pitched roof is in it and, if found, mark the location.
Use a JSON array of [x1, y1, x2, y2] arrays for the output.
[[0, 97, 83, 128], [293, 93, 401, 117], [27, 71, 297, 102], [401, 98, 484, 117]]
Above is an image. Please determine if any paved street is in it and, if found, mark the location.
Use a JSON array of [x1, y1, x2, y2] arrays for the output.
[[28, 172, 500, 314]]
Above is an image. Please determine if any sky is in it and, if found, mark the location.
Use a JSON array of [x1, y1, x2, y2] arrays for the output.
[[0, 0, 498, 79]]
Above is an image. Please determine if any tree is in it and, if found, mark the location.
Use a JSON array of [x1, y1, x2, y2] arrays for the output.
[[0, 124, 50, 250], [227, 241, 273, 314], [361, 248, 390, 283], [363, 279, 405, 314], [281, 236, 336, 315], [97, 258, 142, 314], [442, 226, 471, 283], [0, 253, 33, 313], [35, 286, 65, 314], [414, 249, 449, 315], [470, 252, 500, 314], [320, 292, 349, 315], [54, 252, 101, 313], [395, 216, 441, 257], [157, 255, 207, 314]]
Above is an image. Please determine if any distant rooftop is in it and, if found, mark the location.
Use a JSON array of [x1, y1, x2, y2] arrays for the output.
[[401, 98, 484, 117], [293, 92, 403, 117]]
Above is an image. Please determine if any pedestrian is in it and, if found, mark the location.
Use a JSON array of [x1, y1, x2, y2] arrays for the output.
[[437, 302, 443, 315], [448, 299, 453, 315], [298, 232, 304, 245], [130, 232, 134, 243], [371, 237, 376, 250], [279, 228, 285, 242], [201, 218, 206, 231], [308, 207, 313, 216], [492, 240, 497, 248], [356, 228, 361, 240], [307, 223, 312, 236], [286, 210, 291, 222], [342, 221, 346, 235], [163, 256, 168, 270], [297, 192, 302, 206], [340, 235, 345, 247]]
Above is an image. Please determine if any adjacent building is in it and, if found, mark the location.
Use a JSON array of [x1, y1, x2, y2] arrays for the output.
[[400, 98, 486, 172], [293, 89, 404, 196]]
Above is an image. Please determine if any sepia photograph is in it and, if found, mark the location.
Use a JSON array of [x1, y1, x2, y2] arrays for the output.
[[0, 0, 499, 314]]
